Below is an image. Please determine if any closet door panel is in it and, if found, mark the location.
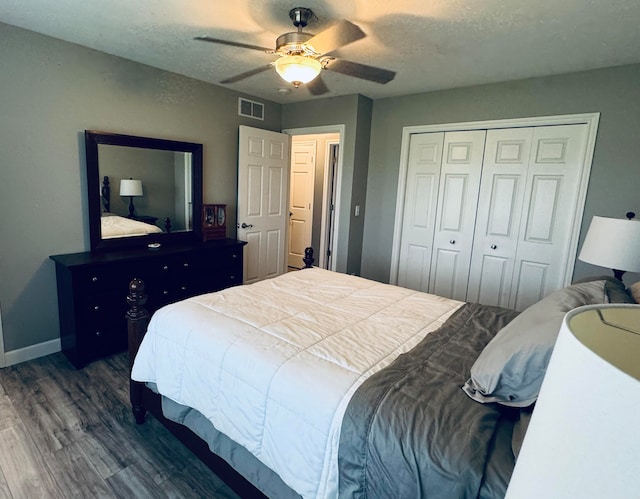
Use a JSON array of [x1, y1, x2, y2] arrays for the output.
[[474, 254, 510, 305], [397, 132, 444, 291], [510, 123, 589, 310], [403, 244, 432, 291], [429, 130, 486, 300], [512, 261, 548, 311], [466, 128, 532, 308], [430, 248, 461, 298], [429, 130, 486, 301]]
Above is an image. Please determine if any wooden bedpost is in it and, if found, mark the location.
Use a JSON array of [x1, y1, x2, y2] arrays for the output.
[[303, 247, 314, 268], [126, 278, 150, 424]]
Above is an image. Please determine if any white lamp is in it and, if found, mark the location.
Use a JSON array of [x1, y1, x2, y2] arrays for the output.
[[119, 178, 143, 217], [274, 55, 321, 87], [506, 303, 640, 499], [578, 214, 640, 280]]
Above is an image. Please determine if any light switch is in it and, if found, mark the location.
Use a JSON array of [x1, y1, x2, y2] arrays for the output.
[[355, 205, 360, 216]]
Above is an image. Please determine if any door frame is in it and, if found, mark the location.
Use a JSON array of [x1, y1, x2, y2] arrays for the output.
[[282, 125, 345, 271], [287, 138, 316, 268], [390, 113, 600, 286], [320, 139, 340, 270]]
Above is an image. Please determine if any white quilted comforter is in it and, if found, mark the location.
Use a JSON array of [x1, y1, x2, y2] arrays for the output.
[[101, 213, 162, 238], [131, 268, 463, 498]]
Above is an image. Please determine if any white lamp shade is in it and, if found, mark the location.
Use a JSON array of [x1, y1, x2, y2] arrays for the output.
[[274, 55, 321, 85], [119, 179, 143, 197], [506, 304, 640, 499], [578, 215, 640, 273]]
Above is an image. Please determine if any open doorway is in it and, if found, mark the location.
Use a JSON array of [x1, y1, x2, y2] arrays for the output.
[[283, 126, 344, 270]]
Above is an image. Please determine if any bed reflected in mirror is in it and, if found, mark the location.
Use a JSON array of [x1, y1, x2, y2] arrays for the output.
[[85, 131, 203, 251]]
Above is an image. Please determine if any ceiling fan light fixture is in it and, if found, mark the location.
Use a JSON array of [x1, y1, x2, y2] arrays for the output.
[[274, 55, 321, 87]]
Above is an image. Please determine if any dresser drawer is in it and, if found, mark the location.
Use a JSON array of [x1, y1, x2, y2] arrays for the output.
[[76, 291, 126, 328], [141, 255, 201, 307], [191, 247, 243, 291], [73, 264, 135, 294]]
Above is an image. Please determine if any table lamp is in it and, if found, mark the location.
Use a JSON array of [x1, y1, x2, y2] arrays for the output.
[[578, 212, 640, 280], [119, 178, 143, 217]]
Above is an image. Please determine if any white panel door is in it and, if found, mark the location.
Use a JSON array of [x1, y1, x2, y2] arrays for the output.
[[288, 140, 315, 268], [428, 130, 486, 301], [466, 128, 533, 308], [509, 123, 589, 310], [397, 132, 444, 291], [238, 125, 290, 284]]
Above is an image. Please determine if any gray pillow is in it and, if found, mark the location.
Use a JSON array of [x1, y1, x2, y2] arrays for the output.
[[462, 280, 608, 407]]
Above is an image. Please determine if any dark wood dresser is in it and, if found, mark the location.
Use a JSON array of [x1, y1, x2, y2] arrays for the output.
[[50, 239, 245, 368]]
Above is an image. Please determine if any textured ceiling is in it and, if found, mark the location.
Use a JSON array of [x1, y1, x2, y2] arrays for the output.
[[2, 0, 640, 104]]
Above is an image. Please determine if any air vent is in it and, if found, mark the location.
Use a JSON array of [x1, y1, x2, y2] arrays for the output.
[[238, 98, 264, 120]]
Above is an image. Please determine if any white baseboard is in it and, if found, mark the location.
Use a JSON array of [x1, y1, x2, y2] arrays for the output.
[[2, 338, 62, 368]]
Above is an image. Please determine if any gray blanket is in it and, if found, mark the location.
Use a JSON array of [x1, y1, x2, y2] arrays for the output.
[[338, 302, 520, 499]]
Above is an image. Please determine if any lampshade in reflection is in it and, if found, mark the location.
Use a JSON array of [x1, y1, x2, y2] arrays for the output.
[[506, 304, 640, 499], [578, 215, 640, 279], [119, 178, 143, 217], [274, 55, 321, 86]]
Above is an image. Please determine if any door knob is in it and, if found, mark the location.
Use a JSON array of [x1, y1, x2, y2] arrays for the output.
[[449, 240, 456, 245], [240, 222, 253, 229], [491, 244, 497, 250]]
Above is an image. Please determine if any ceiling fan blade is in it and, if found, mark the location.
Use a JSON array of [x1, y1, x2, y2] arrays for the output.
[[194, 36, 272, 53], [326, 58, 396, 84], [220, 64, 272, 84], [306, 20, 365, 55], [307, 75, 329, 96]]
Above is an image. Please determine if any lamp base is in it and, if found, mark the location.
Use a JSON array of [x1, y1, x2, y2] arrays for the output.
[[612, 269, 626, 281], [128, 197, 135, 217]]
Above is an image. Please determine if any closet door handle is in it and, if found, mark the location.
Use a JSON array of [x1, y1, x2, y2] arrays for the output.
[[449, 240, 456, 245], [491, 244, 497, 250]]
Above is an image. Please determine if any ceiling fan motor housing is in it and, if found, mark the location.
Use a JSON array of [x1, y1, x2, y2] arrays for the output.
[[275, 31, 316, 56]]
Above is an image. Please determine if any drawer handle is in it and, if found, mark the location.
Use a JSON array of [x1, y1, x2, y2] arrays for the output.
[[95, 331, 102, 337], [181, 286, 187, 291], [163, 290, 169, 295], [92, 276, 98, 282], [163, 265, 169, 271], [230, 275, 236, 280], [183, 263, 189, 268], [232, 254, 238, 259], [94, 305, 100, 311]]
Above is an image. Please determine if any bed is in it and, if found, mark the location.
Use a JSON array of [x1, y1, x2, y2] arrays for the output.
[[127, 249, 635, 498], [100, 212, 163, 238], [99, 175, 165, 238]]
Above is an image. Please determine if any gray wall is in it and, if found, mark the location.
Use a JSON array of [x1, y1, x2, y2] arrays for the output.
[[361, 64, 640, 287], [282, 94, 373, 275], [0, 23, 281, 353]]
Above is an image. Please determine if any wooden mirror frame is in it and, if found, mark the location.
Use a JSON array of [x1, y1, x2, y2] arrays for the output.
[[85, 130, 203, 251]]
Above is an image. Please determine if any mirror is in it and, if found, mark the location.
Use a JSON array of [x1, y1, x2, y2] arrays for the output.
[[85, 130, 203, 251]]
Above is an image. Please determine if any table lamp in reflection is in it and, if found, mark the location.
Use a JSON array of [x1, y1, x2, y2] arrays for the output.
[[119, 178, 143, 217]]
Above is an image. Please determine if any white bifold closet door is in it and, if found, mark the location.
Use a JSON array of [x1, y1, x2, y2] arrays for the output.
[[397, 123, 589, 311], [396, 132, 444, 292]]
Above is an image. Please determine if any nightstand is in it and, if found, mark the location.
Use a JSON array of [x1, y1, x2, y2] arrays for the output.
[[129, 215, 158, 226]]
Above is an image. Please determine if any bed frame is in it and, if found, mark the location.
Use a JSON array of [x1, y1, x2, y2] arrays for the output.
[[126, 247, 315, 497]]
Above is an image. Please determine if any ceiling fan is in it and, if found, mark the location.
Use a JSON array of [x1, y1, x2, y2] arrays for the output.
[[195, 7, 396, 95]]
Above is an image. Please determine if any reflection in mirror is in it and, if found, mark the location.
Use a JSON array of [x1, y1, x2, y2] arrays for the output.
[[98, 145, 192, 234], [85, 131, 203, 251]]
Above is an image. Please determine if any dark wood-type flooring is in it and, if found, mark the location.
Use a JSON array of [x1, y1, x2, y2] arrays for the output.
[[0, 351, 242, 498]]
